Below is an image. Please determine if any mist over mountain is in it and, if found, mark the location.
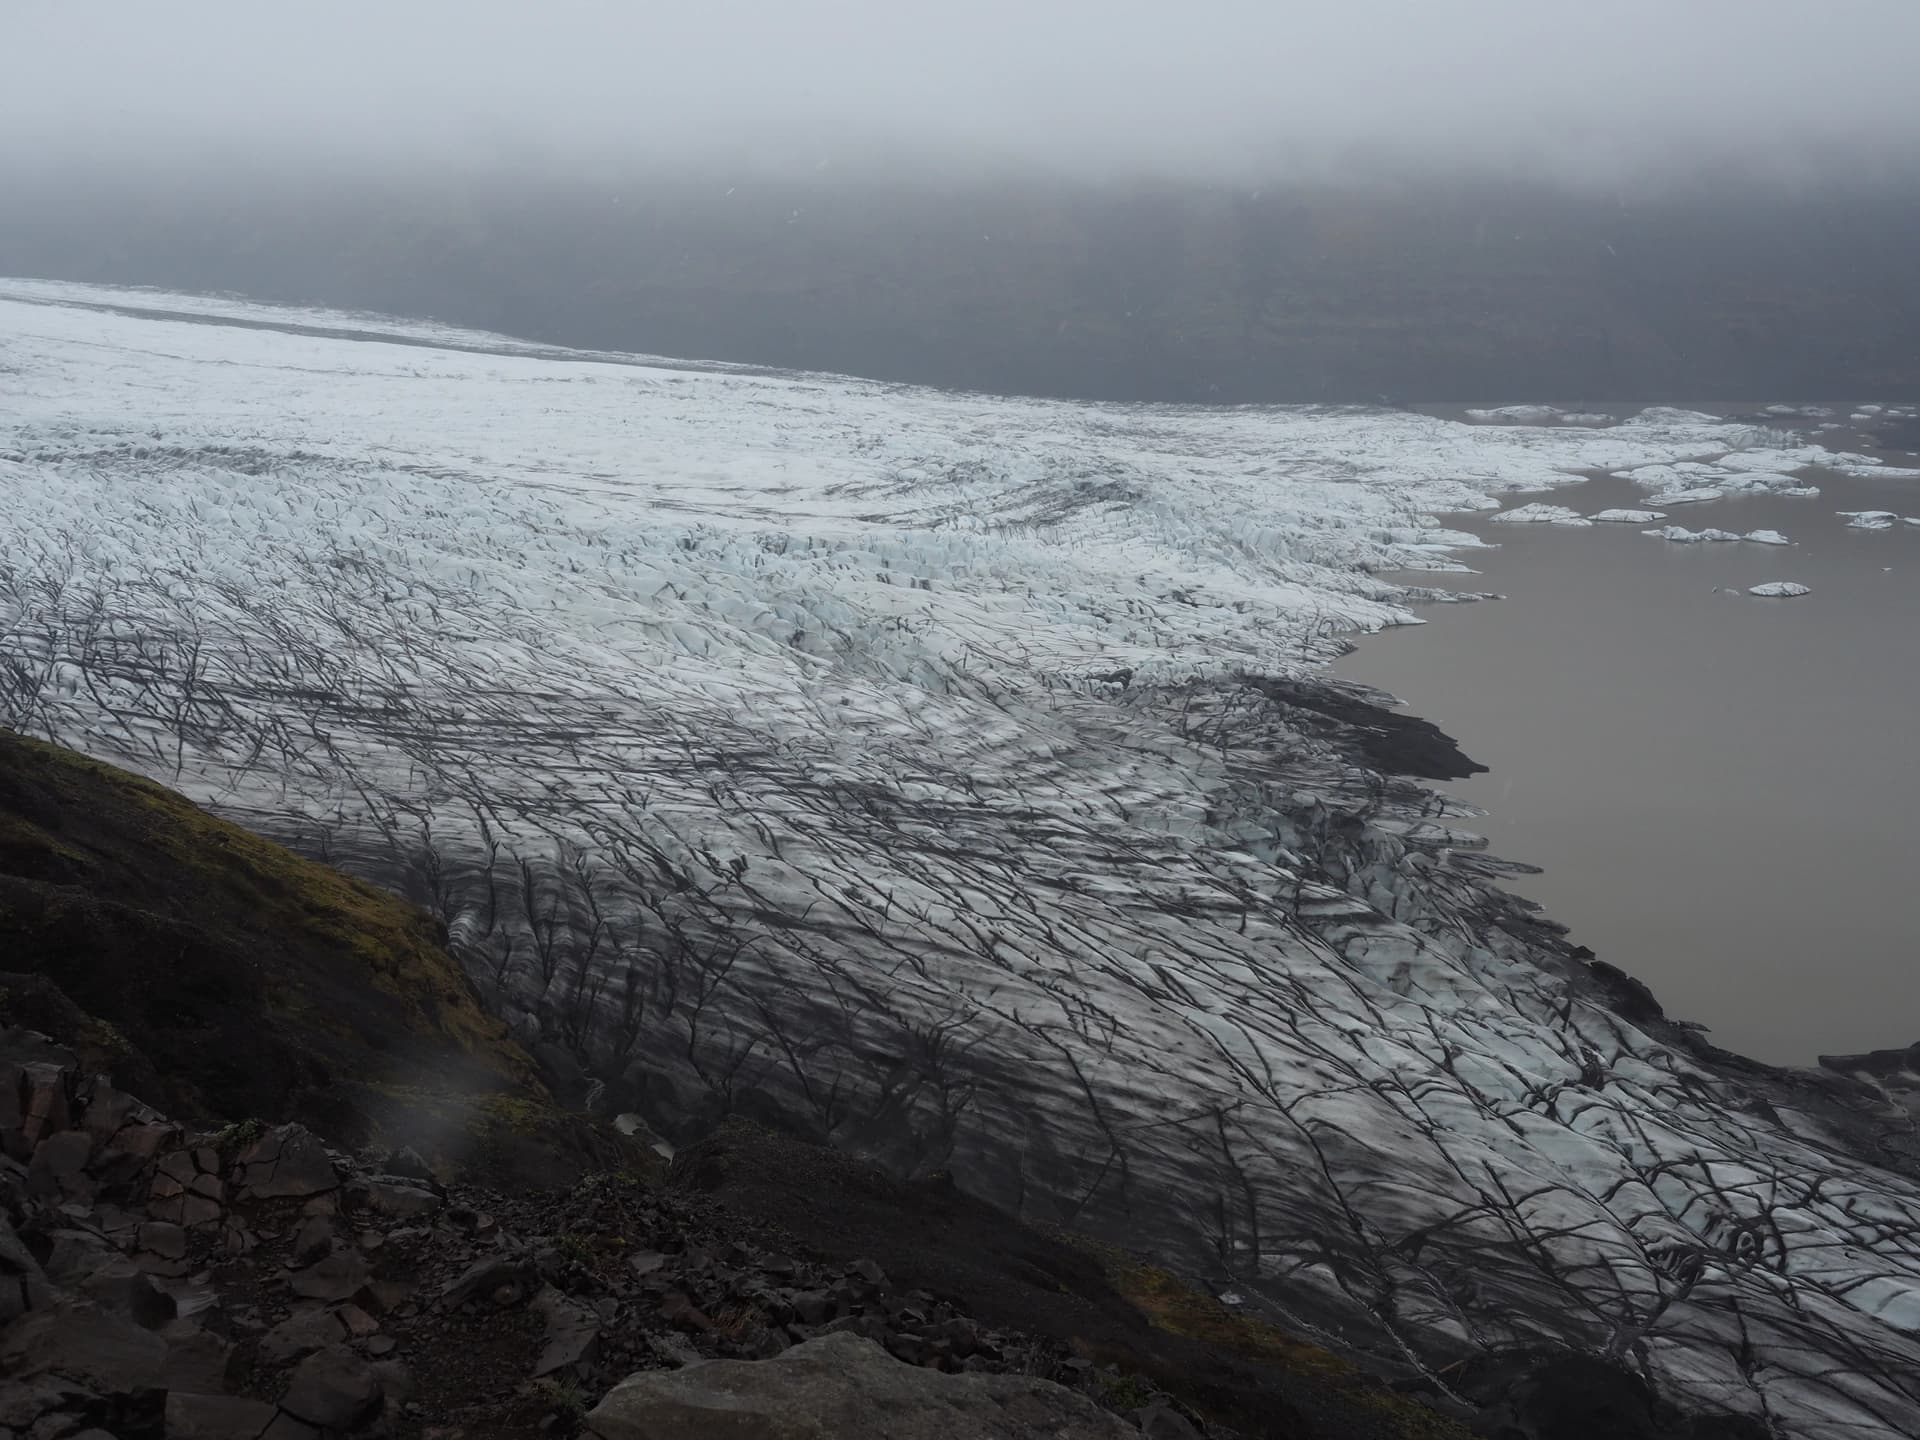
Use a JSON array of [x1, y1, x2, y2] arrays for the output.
[[5, 169, 1918, 403], [9, 0, 1920, 403]]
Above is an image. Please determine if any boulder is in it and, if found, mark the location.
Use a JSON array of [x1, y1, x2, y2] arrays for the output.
[[0, 1298, 169, 1391], [584, 1331, 1136, 1440], [531, 1285, 601, 1377], [26, 1129, 95, 1200], [162, 1327, 238, 1394], [164, 1392, 279, 1439], [289, 1249, 369, 1303], [348, 1175, 442, 1220], [257, 1308, 346, 1364], [279, 1344, 384, 1430], [234, 1126, 339, 1200], [0, 1215, 55, 1324]]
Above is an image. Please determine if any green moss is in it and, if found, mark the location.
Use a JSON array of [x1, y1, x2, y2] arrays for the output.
[[76, 1015, 133, 1056], [1091, 1370, 1159, 1412], [478, 1093, 547, 1135], [1065, 1235, 1475, 1440], [1096, 1248, 1349, 1376], [3, 731, 533, 1084]]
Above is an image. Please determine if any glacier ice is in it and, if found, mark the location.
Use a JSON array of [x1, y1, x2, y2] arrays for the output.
[[1748, 582, 1812, 597], [1465, 405, 1612, 426], [1643, 487, 1725, 506], [1841, 511, 1902, 530], [1489, 503, 1593, 525], [1591, 508, 1666, 523], [1642, 527, 1791, 546], [4, 282, 1920, 1437]]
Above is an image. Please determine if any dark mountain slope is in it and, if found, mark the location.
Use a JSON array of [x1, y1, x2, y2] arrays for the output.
[[4, 170, 1916, 403]]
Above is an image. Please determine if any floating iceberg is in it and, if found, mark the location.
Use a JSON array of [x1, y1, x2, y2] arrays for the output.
[[1842, 511, 1901, 530], [1489, 503, 1593, 525], [1644, 488, 1725, 506], [1643, 526, 1743, 543], [1590, 508, 1666, 523], [1749, 581, 1812, 597], [1465, 405, 1612, 426], [1644, 527, 1792, 546]]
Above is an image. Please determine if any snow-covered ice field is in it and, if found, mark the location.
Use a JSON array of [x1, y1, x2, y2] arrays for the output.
[[6, 281, 1920, 1435]]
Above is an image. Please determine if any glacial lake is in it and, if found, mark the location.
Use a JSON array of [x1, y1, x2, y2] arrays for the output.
[[1337, 414, 1920, 1066]]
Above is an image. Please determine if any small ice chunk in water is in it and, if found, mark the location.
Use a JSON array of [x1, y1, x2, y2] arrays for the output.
[[1745, 530, 1791, 545], [1591, 508, 1666, 523], [1841, 511, 1900, 530], [1749, 581, 1811, 597], [1489, 503, 1593, 525], [1645, 488, 1724, 506], [1644, 526, 1742, 543], [1465, 405, 1612, 426]]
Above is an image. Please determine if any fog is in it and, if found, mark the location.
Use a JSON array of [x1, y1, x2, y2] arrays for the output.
[[10, 0, 1920, 186]]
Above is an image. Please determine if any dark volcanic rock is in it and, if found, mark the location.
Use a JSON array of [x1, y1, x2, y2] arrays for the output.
[[0, 1297, 168, 1390], [279, 1344, 384, 1430], [164, 1392, 279, 1440], [584, 1331, 1136, 1440], [1241, 676, 1488, 781], [234, 1125, 339, 1201]]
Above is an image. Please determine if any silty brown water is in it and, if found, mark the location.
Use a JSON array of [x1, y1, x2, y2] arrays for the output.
[[1337, 413, 1920, 1064]]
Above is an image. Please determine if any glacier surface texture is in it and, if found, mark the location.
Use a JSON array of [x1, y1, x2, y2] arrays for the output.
[[4, 281, 1920, 1436]]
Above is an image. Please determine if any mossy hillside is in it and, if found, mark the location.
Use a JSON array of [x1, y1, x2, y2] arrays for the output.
[[0, 729, 544, 1144]]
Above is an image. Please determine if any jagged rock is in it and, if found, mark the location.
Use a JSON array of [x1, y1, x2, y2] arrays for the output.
[[438, 1255, 536, 1309], [279, 1345, 384, 1430], [0, 1298, 168, 1391], [369, 1359, 415, 1406], [26, 1130, 94, 1201], [0, 1377, 94, 1431], [789, 1291, 834, 1326], [164, 1392, 279, 1440], [99, 1120, 181, 1176], [258, 1309, 347, 1364], [162, 1327, 238, 1394], [79, 1257, 177, 1330], [584, 1332, 1136, 1439], [0, 1215, 54, 1324], [658, 1290, 713, 1333], [81, 1081, 154, 1144], [290, 1216, 334, 1266], [335, 1302, 380, 1339], [625, 1250, 666, 1279], [17, 1061, 75, 1146], [1133, 1405, 1203, 1440], [289, 1249, 370, 1303], [138, 1221, 188, 1260], [43, 1229, 115, 1285], [234, 1127, 339, 1201], [531, 1286, 601, 1377], [348, 1176, 441, 1220]]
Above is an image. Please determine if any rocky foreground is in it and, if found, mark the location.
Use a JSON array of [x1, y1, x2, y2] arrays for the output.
[[0, 734, 1772, 1440]]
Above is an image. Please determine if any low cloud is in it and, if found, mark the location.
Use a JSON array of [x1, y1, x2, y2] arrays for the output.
[[9, 0, 1920, 186]]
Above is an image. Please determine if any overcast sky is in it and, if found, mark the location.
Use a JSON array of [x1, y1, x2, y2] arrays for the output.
[[10, 1, 1920, 186]]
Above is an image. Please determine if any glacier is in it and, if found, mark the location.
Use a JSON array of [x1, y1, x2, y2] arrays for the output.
[[5, 282, 1920, 1436]]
